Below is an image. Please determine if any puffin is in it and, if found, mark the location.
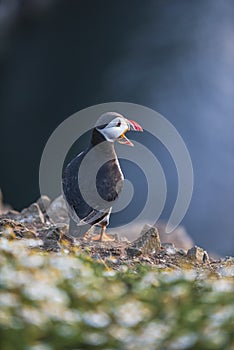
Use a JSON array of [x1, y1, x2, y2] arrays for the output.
[[62, 112, 143, 241]]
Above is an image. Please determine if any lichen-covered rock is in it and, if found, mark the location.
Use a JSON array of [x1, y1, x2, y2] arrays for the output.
[[37, 224, 70, 251], [127, 224, 161, 257], [0, 218, 37, 239], [116, 221, 194, 251], [40, 229, 61, 251], [187, 245, 209, 263]]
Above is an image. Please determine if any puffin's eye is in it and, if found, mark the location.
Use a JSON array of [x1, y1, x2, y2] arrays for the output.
[[116, 121, 121, 127]]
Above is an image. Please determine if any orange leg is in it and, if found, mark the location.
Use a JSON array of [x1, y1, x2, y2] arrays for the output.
[[91, 225, 115, 241]]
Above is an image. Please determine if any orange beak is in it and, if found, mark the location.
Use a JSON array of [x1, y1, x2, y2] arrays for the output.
[[118, 119, 143, 146]]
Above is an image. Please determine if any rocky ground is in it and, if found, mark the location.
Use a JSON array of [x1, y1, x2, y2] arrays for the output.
[[1, 195, 234, 349], [0, 195, 233, 278]]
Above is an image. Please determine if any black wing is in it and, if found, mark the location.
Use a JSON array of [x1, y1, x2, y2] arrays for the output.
[[96, 159, 124, 202], [62, 153, 119, 225], [62, 151, 92, 221]]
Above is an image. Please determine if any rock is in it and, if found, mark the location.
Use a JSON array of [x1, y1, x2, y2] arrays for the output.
[[38, 226, 61, 251], [20, 203, 45, 227], [161, 242, 176, 255], [177, 249, 187, 256], [187, 246, 209, 263], [157, 222, 194, 251], [0, 219, 37, 239], [92, 253, 102, 261], [36, 195, 51, 214], [126, 246, 142, 258], [116, 221, 194, 251], [0, 219, 16, 239], [0, 210, 20, 220], [38, 224, 71, 251], [47, 195, 69, 224], [126, 224, 161, 257], [0, 198, 50, 228], [203, 250, 209, 263], [216, 257, 234, 277], [38, 224, 68, 240]]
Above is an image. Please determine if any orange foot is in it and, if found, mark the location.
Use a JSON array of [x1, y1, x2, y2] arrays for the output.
[[91, 232, 115, 242]]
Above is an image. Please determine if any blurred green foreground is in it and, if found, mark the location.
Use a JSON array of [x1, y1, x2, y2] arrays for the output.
[[0, 239, 234, 350]]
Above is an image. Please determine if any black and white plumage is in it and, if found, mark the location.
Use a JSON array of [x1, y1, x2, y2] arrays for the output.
[[62, 112, 143, 241]]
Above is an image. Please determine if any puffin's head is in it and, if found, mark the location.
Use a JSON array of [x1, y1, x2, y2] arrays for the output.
[[95, 112, 143, 146]]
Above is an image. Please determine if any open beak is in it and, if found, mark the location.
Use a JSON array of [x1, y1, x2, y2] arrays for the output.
[[118, 119, 143, 146], [128, 120, 143, 132]]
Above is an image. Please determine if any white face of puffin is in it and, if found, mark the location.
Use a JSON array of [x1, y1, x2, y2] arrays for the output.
[[96, 115, 143, 146]]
